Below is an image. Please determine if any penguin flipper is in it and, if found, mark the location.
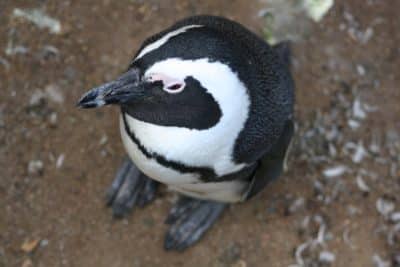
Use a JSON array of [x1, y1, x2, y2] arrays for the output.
[[243, 119, 294, 200], [105, 157, 159, 217], [273, 41, 291, 68]]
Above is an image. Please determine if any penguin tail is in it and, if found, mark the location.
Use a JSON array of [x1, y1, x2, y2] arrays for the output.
[[273, 41, 291, 68]]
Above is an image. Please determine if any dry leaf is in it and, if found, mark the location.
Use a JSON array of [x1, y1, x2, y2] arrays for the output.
[[21, 238, 40, 253]]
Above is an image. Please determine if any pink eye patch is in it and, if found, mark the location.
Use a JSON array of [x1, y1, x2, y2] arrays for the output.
[[147, 73, 185, 94]]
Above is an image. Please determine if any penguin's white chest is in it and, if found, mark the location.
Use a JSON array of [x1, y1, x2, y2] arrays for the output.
[[119, 114, 248, 202]]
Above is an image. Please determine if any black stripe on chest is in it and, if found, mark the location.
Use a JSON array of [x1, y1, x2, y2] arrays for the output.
[[122, 113, 257, 183], [122, 113, 216, 179]]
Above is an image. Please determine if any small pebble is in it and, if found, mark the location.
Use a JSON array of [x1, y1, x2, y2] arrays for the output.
[[99, 134, 108, 146], [28, 160, 44, 175], [49, 112, 58, 126], [319, 251, 335, 263], [29, 90, 45, 107], [356, 64, 366, 76], [390, 212, 400, 223], [44, 84, 64, 103], [40, 239, 49, 247]]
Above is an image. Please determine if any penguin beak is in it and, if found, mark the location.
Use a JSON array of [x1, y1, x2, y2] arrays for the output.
[[77, 68, 145, 108]]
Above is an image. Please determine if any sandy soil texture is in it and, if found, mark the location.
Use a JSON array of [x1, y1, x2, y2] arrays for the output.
[[1, 1, 399, 266]]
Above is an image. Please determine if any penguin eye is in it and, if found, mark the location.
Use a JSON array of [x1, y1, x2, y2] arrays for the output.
[[163, 83, 185, 94]]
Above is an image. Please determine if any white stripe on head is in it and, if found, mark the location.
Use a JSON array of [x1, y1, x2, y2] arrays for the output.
[[134, 25, 203, 60], [125, 58, 250, 177]]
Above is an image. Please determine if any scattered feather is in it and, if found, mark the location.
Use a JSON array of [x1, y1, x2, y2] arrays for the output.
[[352, 142, 367, 163], [376, 197, 395, 217], [356, 175, 370, 193], [13, 8, 61, 34], [56, 154, 65, 169], [323, 165, 347, 178], [343, 227, 356, 249], [372, 254, 390, 267], [353, 98, 367, 119], [348, 119, 361, 130]]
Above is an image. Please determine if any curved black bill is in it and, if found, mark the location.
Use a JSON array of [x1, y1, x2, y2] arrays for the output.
[[77, 68, 143, 108]]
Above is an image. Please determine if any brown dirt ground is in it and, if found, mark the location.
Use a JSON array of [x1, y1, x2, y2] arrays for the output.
[[1, 1, 399, 267]]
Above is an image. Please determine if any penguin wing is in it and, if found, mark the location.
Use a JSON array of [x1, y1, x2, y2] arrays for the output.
[[242, 119, 294, 200]]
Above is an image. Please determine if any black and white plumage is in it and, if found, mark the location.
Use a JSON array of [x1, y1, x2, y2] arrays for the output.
[[78, 15, 294, 250]]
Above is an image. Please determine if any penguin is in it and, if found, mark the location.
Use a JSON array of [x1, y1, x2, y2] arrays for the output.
[[78, 15, 294, 251]]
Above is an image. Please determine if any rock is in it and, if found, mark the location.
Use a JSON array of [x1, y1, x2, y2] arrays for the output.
[[49, 112, 58, 127], [319, 251, 335, 263], [29, 90, 46, 107], [28, 160, 44, 175], [390, 212, 400, 223], [44, 84, 64, 103], [40, 239, 49, 247], [356, 64, 366, 76], [99, 134, 108, 146]]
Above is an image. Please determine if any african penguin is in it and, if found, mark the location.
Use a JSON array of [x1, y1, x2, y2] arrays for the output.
[[78, 15, 294, 251]]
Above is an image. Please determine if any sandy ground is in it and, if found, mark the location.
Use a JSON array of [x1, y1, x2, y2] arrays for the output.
[[1, 1, 399, 266]]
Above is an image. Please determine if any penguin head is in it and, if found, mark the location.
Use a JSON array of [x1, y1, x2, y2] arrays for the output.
[[78, 24, 250, 130]]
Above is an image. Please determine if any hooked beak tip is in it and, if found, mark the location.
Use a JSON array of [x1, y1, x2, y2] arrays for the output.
[[76, 93, 105, 109]]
